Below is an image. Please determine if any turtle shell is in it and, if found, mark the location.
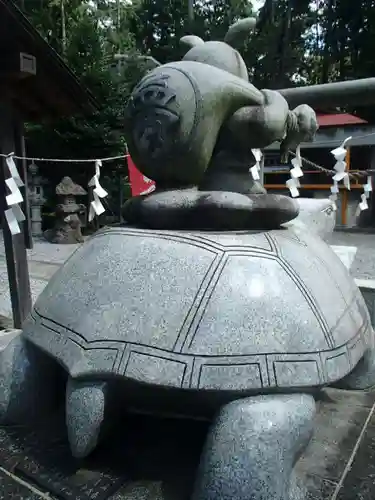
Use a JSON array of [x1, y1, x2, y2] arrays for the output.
[[23, 226, 372, 393]]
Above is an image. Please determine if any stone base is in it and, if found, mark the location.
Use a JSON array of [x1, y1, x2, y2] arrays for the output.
[[0, 388, 374, 499], [44, 225, 84, 245]]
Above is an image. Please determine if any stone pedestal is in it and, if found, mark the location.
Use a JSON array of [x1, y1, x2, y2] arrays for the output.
[[30, 204, 43, 236], [28, 162, 46, 238]]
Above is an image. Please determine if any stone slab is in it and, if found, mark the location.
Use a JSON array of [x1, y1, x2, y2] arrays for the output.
[[0, 236, 79, 321], [0, 470, 45, 499], [0, 274, 47, 320], [330, 245, 358, 270], [0, 414, 128, 500], [0, 236, 81, 265], [334, 405, 375, 500], [0, 389, 374, 499], [297, 388, 375, 499], [326, 232, 375, 281], [355, 278, 375, 327]]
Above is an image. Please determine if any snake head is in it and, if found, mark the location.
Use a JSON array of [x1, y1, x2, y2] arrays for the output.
[[280, 105, 318, 163]]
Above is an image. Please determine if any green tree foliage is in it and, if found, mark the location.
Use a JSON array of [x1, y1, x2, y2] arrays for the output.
[[16, 0, 375, 178], [303, 0, 375, 117], [16, 0, 316, 177], [244, 0, 312, 88], [127, 0, 312, 90], [15, 0, 137, 188], [127, 0, 255, 64]]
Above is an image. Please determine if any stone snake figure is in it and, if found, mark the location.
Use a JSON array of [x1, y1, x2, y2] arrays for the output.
[[123, 18, 319, 229]]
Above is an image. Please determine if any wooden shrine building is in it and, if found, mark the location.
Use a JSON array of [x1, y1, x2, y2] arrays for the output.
[[0, 0, 98, 327]]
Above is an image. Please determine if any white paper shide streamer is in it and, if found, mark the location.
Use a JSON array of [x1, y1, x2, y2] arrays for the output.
[[356, 176, 372, 215], [88, 160, 108, 221], [286, 146, 304, 198], [4, 154, 25, 235], [329, 137, 351, 211], [249, 149, 263, 181]]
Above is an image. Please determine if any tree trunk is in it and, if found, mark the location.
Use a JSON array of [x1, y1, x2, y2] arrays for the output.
[[117, 0, 121, 31], [277, 0, 292, 87], [61, 0, 67, 56], [321, 0, 335, 83], [188, 0, 194, 28]]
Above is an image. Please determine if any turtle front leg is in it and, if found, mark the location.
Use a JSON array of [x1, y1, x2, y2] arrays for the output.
[[0, 330, 62, 424], [66, 378, 116, 458], [192, 394, 316, 500]]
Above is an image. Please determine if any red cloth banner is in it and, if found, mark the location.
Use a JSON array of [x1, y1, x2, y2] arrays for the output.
[[127, 155, 156, 196]]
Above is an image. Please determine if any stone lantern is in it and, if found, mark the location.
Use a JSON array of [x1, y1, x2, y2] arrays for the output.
[[44, 176, 87, 244], [28, 162, 46, 237]]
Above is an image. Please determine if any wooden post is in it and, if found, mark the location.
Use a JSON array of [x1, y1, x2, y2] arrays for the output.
[[341, 146, 350, 226], [118, 172, 123, 223], [14, 120, 33, 249], [0, 104, 32, 328], [260, 154, 265, 186], [371, 147, 375, 226]]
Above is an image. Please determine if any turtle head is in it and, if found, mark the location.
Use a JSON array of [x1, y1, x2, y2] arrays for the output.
[[286, 198, 336, 241]]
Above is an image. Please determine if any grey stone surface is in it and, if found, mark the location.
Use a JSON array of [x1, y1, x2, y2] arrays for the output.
[[330, 245, 358, 270], [2, 221, 371, 494], [124, 18, 317, 230], [0, 332, 60, 424], [336, 347, 375, 390], [0, 387, 374, 499], [125, 59, 265, 187], [19, 226, 372, 397], [66, 378, 109, 458], [287, 197, 336, 240], [280, 104, 318, 162], [44, 176, 87, 244], [0, 328, 21, 349], [123, 189, 299, 230], [110, 482, 164, 500], [0, 234, 80, 264], [0, 232, 368, 322], [326, 232, 375, 280], [0, 274, 49, 320], [356, 279, 375, 327], [192, 394, 315, 500], [0, 235, 80, 319], [55, 176, 87, 196]]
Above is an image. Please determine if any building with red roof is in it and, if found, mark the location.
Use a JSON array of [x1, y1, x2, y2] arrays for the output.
[[265, 111, 375, 227]]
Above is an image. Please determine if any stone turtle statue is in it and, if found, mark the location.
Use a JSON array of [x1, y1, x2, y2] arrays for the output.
[[1, 16, 374, 500], [0, 216, 375, 500]]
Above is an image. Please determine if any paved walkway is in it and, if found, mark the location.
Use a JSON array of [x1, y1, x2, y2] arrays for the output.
[[0, 236, 80, 319], [0, 232, 375, 498], [0, 231, 374, 320], [0, 388, 374, 499], [326, 232, 375, 280]]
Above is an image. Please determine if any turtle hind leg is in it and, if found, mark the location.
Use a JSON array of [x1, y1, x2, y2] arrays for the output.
[[192, 394, 316, 500], [0, 330, 62, 424], [335, 346, 375, 390], [66, 378, 117, 459]]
